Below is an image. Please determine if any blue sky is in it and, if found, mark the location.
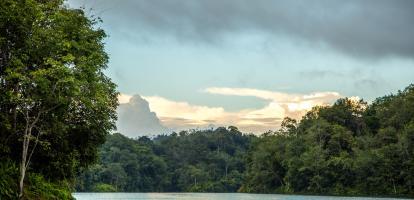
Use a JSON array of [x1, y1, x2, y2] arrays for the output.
[[68, 0, 414, 136]]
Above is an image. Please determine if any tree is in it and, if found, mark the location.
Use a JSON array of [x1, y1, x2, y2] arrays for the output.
[[279, 117, 298, 136], [0, 0, 118, 198]]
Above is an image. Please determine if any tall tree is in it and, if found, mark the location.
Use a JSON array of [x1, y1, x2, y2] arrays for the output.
[[0, 0, 118, 198]]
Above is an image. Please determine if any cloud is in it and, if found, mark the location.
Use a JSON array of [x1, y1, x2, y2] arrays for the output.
[[69, 0, 414, 59], [205, 87, 340, 104], [118, 88, 343, 134], [118, 93, 132, 104], [116, 95, 168, 137], [205, 87, 295, 102], [299, 70, 345, 80], [205, 88, 341, 124], [143, 96, 229, 129]]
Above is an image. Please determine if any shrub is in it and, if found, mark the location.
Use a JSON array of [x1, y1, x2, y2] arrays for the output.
[[0, 159, 19, 199], [0, 159, 74, 200], [24, 173, 74, 200], [93, 183, 117, 192]]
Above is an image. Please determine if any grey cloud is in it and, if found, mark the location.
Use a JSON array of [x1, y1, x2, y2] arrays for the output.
[[117, 95, 168, 137], [355, 79, 381, 90], [353, 78, 389, 100], [69, 0, 414, 59], [299, 70, 345, 80]]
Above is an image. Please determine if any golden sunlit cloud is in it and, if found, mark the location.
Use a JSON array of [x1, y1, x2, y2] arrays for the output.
[[118, 87, 347, 133], [118, 94, 133, 104]]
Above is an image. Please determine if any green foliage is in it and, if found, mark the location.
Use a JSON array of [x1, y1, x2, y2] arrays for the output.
[[24, 174, 74, 200], [242, 85, 414, 197], [0, 159, 73, 199], [77, 128, 254, 192], [0, 0, 117, 199], [93, 183, 117, 192], [0, 0, 117, 178], [0, 159, 19, 199]]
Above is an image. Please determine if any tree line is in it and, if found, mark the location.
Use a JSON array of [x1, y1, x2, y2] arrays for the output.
[[76, 127, 254, 192], [77, 84, 414, 197]]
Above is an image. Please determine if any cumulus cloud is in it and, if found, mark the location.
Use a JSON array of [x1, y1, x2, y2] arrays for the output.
[[144, 95, 284, 133], [204, 87, 341, 120], [118, 93, 133, 104], [119, 88, 343, 134], [69, 0, 414, 59], [117, 95, 168, 137]]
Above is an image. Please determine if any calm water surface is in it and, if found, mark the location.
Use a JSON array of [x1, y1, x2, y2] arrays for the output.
[[72, 193, 411, 200]]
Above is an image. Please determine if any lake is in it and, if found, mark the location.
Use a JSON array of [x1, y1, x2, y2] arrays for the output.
[[72, 193, 411, 200]]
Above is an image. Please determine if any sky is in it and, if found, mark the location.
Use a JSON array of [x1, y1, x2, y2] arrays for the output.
[[68, 0, 414, 137]]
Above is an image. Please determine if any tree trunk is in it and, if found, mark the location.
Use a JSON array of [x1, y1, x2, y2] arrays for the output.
[[392, 179, 397, 194], [17, 108, 51, 198], [19, 126, 31, 198]]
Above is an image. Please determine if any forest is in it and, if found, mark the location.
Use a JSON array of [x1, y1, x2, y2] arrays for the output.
[[77, 84, 414, 197]]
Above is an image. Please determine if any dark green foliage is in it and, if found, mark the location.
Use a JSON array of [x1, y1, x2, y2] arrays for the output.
[[0, 159, 19, 199], [242, 84, 414, 197], [0, 159, 74, 200], [93, 183, 117, 192], [76, 127, 254, 192], [24, 174, 74, 200], [0, 0, 117, 198]]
